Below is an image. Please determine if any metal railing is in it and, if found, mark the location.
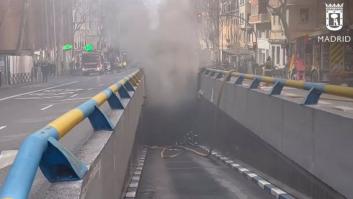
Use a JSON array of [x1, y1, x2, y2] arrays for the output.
[[204, 68, 353, 105], [0, 70, 142, 199]]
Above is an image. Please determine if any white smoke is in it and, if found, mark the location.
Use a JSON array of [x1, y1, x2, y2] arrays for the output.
[[106, 0, 201, 107]]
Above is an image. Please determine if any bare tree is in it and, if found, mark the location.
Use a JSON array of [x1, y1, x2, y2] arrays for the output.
[[208, 0, 220, 61], [0, 0, 10, 29], [266, 0, 289, 40], [73, 0, 88, 34]]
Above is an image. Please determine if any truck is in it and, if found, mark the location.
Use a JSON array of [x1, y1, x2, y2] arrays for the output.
[[80, 52, 104, 75]]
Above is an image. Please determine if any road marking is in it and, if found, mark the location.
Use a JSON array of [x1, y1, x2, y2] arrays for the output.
[[70, 93, 79, 98], [15, 96, 63, 100], [319, 100, 331, 105], [0, 125, 6, 130], [257, 179, 271, 189], [125, 192, 136, 198], [333, 106, 353, 112], [59, 97, 90, 102], [282, 92, 302, 98], [0, 81, 79, 102], [40, 104, 54, 111], [0, 150, 18, 170], [271, 188, 286, 197], [212, 150, 294, 199]]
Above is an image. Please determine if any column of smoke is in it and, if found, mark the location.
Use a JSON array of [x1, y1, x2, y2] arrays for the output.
[[104, 0, 202, 143], [145, 0, 200, 108], [105, 0, 201, 108]]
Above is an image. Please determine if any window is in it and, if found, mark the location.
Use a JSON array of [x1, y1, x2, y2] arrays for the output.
[[272, 46, 275, 62], [259, 0, 267, 14], [273, 16, 276, 25], [276, 46, 280, 65], [240, 13, 244, 24], [240, 0, 244, 6], [277, 16, 280, 25], [299, 8, 309, 24]]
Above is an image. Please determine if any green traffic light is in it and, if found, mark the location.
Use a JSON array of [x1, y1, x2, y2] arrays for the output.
[[63, 44, 73, 51], [84, 44, 94, 52]]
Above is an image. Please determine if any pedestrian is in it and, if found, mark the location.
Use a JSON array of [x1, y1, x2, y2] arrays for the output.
[[264, 56, 273, 76], [41, 61, 49, 83], [31, 63, 37, 82], [248, 56, 257, 74], [50, 62, 56, 76], [239, 58, 246, 73], [69, 60, 74, 75], [75, 61, 80, 73], [295, 54, 305, 80]]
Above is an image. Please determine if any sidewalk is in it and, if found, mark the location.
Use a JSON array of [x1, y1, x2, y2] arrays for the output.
[[0, 74, 77, 100]]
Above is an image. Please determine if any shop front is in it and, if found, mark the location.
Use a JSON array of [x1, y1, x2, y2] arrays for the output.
[[292, 31, 353, 85]]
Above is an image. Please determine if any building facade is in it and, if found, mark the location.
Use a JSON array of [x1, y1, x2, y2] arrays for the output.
[[219, 0, 240, 66], [0, 0, 74, 86], [250, 0, 271, 66]]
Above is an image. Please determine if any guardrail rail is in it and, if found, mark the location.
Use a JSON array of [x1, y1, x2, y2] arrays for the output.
[[0, 70, 143, 199], [203, 68, 353, 105]]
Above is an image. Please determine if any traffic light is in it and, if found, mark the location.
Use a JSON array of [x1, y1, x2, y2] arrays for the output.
[[84, 43, 94, 52], [63, 44, 73, 51]]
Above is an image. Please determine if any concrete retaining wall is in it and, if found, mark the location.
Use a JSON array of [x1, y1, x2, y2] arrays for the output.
[[37, 77, 145, 199], [199, 73, 353, 198]]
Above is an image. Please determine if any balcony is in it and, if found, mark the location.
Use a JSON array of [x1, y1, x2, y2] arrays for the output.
[[249, 13, 270, 24]]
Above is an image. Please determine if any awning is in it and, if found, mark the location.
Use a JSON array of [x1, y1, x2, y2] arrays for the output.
[[222, 48, 254, 56], [291, 29, 329, 41]]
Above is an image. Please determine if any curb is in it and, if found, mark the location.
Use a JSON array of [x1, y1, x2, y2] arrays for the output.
[[124, 147, 148, 199], [211, 150, 296, 199]]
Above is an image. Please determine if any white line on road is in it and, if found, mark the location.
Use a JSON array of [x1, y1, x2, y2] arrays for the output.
[[0, 81, 79, 102], [333, 106, 353, 112], [70, 93, 79, 98], [15, 96, 63, 100], [318, 100, 331, 105], [0, 150, 18, 170], [40, 104, 54, 111], [59, 97, 90, 102], [0, 125, 7, 130]]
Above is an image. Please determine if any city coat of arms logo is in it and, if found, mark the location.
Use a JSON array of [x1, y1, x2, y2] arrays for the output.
[[326, 3, 344, 31]]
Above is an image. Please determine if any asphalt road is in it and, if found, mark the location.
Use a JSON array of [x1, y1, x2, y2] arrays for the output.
[[0, 69, 138, 151], [0, 68, 137, 162], [137, 149, 273, 199]]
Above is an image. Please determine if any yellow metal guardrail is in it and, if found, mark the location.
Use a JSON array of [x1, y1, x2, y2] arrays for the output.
[[204, 68, 353, 104]]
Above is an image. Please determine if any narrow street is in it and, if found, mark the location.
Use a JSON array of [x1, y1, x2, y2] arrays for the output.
[[0, 0, 352, 199], [136, 149, 273, 199]]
